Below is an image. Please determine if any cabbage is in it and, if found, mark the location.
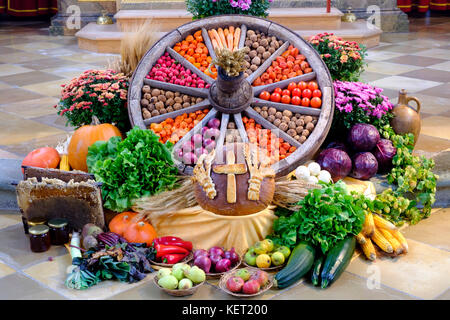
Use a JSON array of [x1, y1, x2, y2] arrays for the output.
[[317, 148, 352, 182], [373, 139, 396, 173], [350, 152, 378, 180], [347, 123, 380, 151], [325, 141, 349, 154]]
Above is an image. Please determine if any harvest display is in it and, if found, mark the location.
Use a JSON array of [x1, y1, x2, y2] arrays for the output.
[[16, 15, 438, 299]]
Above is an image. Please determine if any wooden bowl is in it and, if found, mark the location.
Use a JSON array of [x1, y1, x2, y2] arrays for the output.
[[150, 252, 193, 269], [191, 255, 242, 279], [241, 249, 286, 271], [218, 267, 274, 298], [153, 274, 205, 297]]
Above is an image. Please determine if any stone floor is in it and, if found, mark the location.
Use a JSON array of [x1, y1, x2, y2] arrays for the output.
[[0, 16, 449, 300]]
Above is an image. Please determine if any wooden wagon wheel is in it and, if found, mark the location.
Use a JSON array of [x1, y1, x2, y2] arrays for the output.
[[128, 15, 334, 177]]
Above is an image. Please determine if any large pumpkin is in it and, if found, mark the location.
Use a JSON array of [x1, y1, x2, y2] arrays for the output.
[[68, 116, 122, 172], [123, 221, 157, 246], [22, 147, 60, 173], [108, 211, 138, 236]]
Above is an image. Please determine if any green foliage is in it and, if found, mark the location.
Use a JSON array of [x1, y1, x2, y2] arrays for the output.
[[186, 0, 270, 20], [270, 181, 366, 254], [87, 127, 179, 212]]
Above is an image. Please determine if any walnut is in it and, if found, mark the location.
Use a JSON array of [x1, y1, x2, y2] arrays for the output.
[[296, 126, 304, 134], [196, 97, 203, 104], [173, 103, 182, 110], [282, 110, 293, 117], [282, 116, 290, 123], [165, 91, 174, 99], [295, 113, 302, 118], [174, 96, 183, 103], [151, 110, 160, 116], [166, 98, 175, 106], [299, 135, 307, 143], [260, 38, 269, 47], [155, 101, 164, 110], [250, 64, 258, 71], [287, 129, 297, 137], [158, 95, 166, 103], [247, 29, 255, 36], [288, 121, 296, 129], [254, 106, 262, 113], [261, 110, 269, 118], [251, 56, 261, 66], [261, 106, 268, 112], [268, 47, 275, 54], [268, 107, 277, 115], [252, 42, 259, 49], [302, 129, 310, 137], [244, 55, 251, 62], [249, 34, 258, 42], [244, 61, 251, 69], [142, 85, 151, 93], [183, 102, 191, 109], [144, 93, 151, 100], [142, 108, 151, 119], [151, 89, 160, 96], [304, 116, 313, 124], [312, 119, 318, 125], [141, 99, 149, 107], [166, 106, 174, 113], [147, 104, 155, 111], [296, 119, 305, 127], [174, 92, 181, 97], [159, 109, 167, 114], [262, 51, 271, 60], [182, 95, 190, 102], [294, 135, 301, 141], [256, 46, 265, 54], [248, 50, 257, 59], [306, 122, 315, 131], [279, 122, 289, 131], [273, 118, 282, 127], [245, 40, 253, 47], [267, 115, 275, 123]]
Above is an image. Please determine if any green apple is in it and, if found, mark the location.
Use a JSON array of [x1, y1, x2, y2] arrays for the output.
[[278, 246, 291, 259], [271, 251, 285, 266], [186, 266, 206, 284], [244, 250, 258, 266], [262, 239, 274, 252], [158, 275, 178, 290], [253, 241, 267, 255], [157, 268, 172, 279], [178, 278, 193, 290], [235, 268, 251, 281]]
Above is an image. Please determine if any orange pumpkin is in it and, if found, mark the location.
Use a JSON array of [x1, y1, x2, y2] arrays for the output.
[[108, 211, 138, 236], [22, 147, 60, 173], [68, 116, 122, 172], [123, 221, 157, 246]]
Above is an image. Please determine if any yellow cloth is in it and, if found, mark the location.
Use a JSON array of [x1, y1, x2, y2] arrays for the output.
[[342, 177, 377, 200], [147, 205, 277, 255]]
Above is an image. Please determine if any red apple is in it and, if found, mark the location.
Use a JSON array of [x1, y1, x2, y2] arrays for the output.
[[250, 270, 269, 286], [226, 276, 244, 293], [242, 279, 260, 294]]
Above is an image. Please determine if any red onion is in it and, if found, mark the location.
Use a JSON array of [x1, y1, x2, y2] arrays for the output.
[[181, 141, 194, 152], [209, 246, 225, 257], [215, 259, 231, 273], [224, 248, 240, 265], [204, 128, 220, 140], [203, 139, 216, 151], [210, 254, 222, 266], [207, 118, 221, 129], [191, 133, 203, 146], [193, 249, 208, 259], [194, 255, 211, 273], [194, 147, 207, 158], [182, 152, 197, 165]]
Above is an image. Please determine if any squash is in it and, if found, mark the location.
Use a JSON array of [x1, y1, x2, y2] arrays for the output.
[[108, 211, 138, 237], [68, 116, 122, 172], [123, 221, 157, 246], [22, 147, 60, 173]]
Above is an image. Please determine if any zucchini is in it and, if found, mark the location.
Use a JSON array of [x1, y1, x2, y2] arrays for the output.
[[310, 255, 324, 286], [274, 242, 315, 289], [320, 236, 356, 289]]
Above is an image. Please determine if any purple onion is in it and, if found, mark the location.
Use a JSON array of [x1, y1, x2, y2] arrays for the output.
[[203, 139, 216, 151], [209, 246, 225, 257], [191, 133, 203, 146], [215, 259, 231, 273], [210, 254, 222, 266], [194, 255, 211, 273], [201, 126, 209, 136], [193, 249, 209, 259], [174, 148, 183, 161], [194, 147, 208, 158], [207, 118, 221, 129], [224, 248, 240, 265], [204, 128, 220, 140], [182, 152, 197, 165], [181, 140, 194, 153]]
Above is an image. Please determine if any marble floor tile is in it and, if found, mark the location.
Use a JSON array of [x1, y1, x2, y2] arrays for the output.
[[417, 83, 450, 99], [0, 211, 21, 230], [0, 261, 15, 279], [0, 64, 34, 77], [0, 273, 65, 300], [0, 148, 20, 159], [0, 88, 44, 104], [0, 96, 59, 119], [428, 61, 450, 73], [360, 71, 393, 83], [383, 55, 448, 68], [0, 81, 13, 90], [40, 64, 104, 79], [0, 132, 72, 156], [399, 68, 450, 83], [30, 114, 75, 132], [5, 41, 64, 52], [0, 52, 47, 64], [369, 44, 429, 54], [0, 111, 65, 145], [0, 47, 23, 55], [369, 76, 442, 93], [365, 50, 406, 62], [415, 134, 450, 154], [412, 48, 450, 60], [420, 116, 450, 140], [21, 78, 71, 98], [59, 52, 117, 64], [366, 61, 423, 76], [395, 93, 450, 115], [396, 39, 450, 48], [18, 58, 73, 71], [0, 71, 64, 87], [346, 239, 450, 300]]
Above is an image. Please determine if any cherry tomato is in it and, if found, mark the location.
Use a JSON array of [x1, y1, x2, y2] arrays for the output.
[[297, 81, 307, 91], [301, 97, 310, 107], [310, 97, 322, 108], [282, 89, 291, 97], [291, 88, 302, 97], [287, 82, 297, 91], [281, 95, 291, 104], [308, 81, 319, 91], [312, 89, 322, 98], [291, 96, 301, 105], [302, 88, 312, 99], [270, 92, 281, 103], [259, 91, 270, 100], [273, 88, 282, 94]]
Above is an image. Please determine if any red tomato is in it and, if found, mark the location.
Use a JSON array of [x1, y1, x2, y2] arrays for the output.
[[259, 91, 271, 100], [308, 81, 319, 91], [273, 88, 282, 94], [287, 82, 297, 91], [312, 89, 322, 98], [310, 97, 322, 108], [301, 97, 310, 107], [282, 89, 291, 97], [297, 81, 307, 91], [270, 92, 281, 103], [291, 88, 302, 97], [291, 96, 301, 105], [302, 89, 312, 99], [281, 95, 291, 104]]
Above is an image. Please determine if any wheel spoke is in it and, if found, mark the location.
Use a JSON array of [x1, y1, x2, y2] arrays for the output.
[[214, 113, 230, 158], [233, 113, 249, 143], [237, 24, 247, 49], [143, 79, 209, 97], [202, 27, 217, 60]]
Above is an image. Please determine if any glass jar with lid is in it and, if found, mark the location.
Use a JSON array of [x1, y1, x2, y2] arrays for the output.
[[29, 225, 51, 253], [23, 217, 47, 234], [48, 218, 70, 245]]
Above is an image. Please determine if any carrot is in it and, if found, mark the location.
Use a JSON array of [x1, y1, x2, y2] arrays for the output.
[[211, 38, 219, 51], [210, 29, 223, 49], [227, 33, 234, 51], [229, 26, 235, 36], [224, 28, 229, 37], [233, 27, 241, 50], [217, 28, 227, 50]]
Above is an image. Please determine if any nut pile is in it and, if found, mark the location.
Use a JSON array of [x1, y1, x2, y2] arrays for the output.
[[243, 29, 284, 78], [141, 85, 203, 119], [253, 106, 318, 144]]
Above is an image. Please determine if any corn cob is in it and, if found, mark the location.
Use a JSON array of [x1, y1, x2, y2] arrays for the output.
[[371, 228, 393, 253], [373, 214, 397, 231], [379, 228, 403, 255], [59, 154, 70, 171], [362, 212, 375, 237], [356, 233, 367, 245], [389, 229, 409, 253], [361, 238, 376, 261]]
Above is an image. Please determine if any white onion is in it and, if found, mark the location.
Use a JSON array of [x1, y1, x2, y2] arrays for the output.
[[306, 175, 319, 184], [295, 165, 310, 180], [308, 162, 321, 176], [318, 170, 332, 184]]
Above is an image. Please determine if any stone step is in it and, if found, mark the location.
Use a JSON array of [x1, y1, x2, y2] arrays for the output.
[[114, 8, 343, 32], [76, 18, 380, 54]]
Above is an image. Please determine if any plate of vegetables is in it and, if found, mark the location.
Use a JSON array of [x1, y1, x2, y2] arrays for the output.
[[192, 247, 242, 278], [149, 236, 194, 268]]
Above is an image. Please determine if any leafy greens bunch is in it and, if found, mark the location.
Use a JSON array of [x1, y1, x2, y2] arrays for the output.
[[270, 181, 366, 254], [87, 127, 179, 212]]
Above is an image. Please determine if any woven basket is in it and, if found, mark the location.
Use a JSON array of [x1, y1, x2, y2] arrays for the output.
[[153, 274, 205, 297], [241, 249, 286, 271], [150, 252, 193, 269], [218, 267, 274, 298], [191, 255, 242, 279]]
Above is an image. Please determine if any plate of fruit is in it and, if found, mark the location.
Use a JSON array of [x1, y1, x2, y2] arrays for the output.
[[154, 263, 206, 297], [243, 239, 291, 271], [192, 246, 242, 278], [219, 267, 273, 298]]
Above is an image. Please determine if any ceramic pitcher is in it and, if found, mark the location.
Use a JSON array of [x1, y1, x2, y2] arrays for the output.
[[390, 89, 421, 146]]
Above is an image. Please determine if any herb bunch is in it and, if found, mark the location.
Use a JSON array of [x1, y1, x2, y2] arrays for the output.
[[212, 47, 246, 77]]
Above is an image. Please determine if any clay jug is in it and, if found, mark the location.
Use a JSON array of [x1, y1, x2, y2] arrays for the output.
[[390, 89, 421, 146]]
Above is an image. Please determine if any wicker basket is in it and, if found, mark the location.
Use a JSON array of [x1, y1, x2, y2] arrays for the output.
[[153, 274, 205, 297], [150, 252, 194, 269], [241, 249, 286, 271], [191, 255, 242, 279], [218, 267, 274, 298]]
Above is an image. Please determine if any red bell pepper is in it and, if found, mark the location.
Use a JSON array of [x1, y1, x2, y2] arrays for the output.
[[161, 253, 188, 264], [152, 237, 193, 252], [155, 244, 189, 259], [153, 236, 183, 245]]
